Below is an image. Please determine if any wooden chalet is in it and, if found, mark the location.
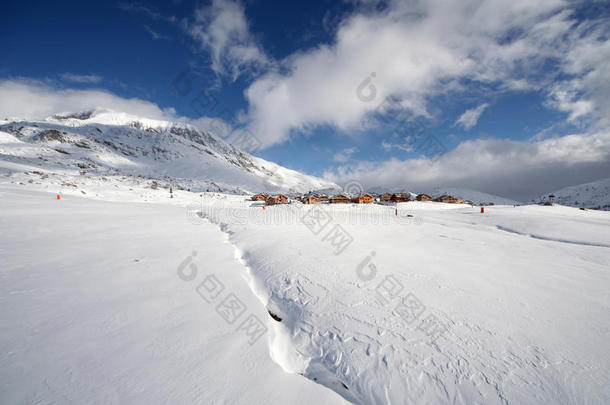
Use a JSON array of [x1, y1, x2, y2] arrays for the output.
[[351, 193, 374, 204], [416, 193, 432, 201], [265, 194, 289, 205], [380, 192, 393, 202], [251, 193, 269, 201], [303, 194, 321, 204], [329, 194, 350, 204], [317, 194, 329, 202], [391, 193, 411, 202], [435, 195, 459, 203]]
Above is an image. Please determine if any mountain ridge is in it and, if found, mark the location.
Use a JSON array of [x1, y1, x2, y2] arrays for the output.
[[0, 108, 340, 195]]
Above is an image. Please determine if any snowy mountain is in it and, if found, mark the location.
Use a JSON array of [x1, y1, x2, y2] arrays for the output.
[[0, 109, 339, 195], [536, 178, 610, 210]]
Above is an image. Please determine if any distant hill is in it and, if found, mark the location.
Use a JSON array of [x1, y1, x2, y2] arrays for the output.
[[536, 178, 610, 210]]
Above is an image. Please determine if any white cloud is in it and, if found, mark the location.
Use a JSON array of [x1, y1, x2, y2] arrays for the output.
[[242, 0, 608, 148], [380, 140, 412, 153], [0, 79, 234, 138], [324, 131, 610, 201], [455, 103, 489, 130], [119, 2, 163, 20], [187, 0, 270, 79], [333, 147, 357, 162], [61, 73, 103, 84], [0, 79, 174, 121], [118, 2, 176, 23], [143, 25, 168, 40], [547, 84, 594, 122], [547, 19, 610, 126]]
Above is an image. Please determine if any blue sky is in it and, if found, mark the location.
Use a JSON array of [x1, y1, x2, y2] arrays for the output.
[[1, 0, 609, 199]]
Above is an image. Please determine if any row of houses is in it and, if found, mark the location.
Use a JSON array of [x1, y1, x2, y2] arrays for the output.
[[375, 193, 472, 204], [251, 193, 289, 205], [252, 192, 472, 205]]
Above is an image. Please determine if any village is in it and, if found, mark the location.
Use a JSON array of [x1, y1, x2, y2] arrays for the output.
[[251, 191, 477, 206]]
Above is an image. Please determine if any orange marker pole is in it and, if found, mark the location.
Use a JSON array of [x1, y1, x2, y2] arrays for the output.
[[57, 194, 61, 200]]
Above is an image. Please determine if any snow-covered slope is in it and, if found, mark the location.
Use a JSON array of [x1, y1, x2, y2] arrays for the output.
[[0, 109, 339, 195], [536, 178, 610, 210]]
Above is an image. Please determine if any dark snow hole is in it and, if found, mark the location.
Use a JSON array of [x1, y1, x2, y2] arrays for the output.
[[268, 311, 282, 322]]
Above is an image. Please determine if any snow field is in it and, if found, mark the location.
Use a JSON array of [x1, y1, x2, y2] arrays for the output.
[[0, 185, 348, 405], [197, 196, 610, 404], [1, 179, 609, 405]]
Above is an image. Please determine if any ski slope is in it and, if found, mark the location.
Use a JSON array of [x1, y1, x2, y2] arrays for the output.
[[1, 181, 609, 404]]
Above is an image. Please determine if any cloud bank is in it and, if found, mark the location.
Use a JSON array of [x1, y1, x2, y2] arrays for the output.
[[0, 79, 176, 121], [0, 78, 233, 138], [324, 131, 610, 201], [240, 0, 608, 148]]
